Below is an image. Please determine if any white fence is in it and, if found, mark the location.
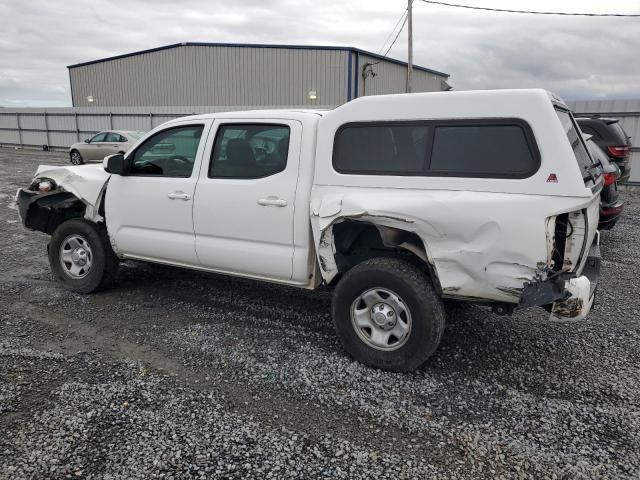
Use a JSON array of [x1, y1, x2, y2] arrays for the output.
[[567, 99, 640, 184], [1, 100, 638, 183], [0, 105, 331, 151]]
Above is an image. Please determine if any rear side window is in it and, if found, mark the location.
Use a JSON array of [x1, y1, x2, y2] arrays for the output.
[[555, 109, 596, 181], [105, 132, 121, 142], [333, 119, 539, 178], [333, 124, 429, 174], [430, 125, 535, 176], [210, 124, 290, 179]]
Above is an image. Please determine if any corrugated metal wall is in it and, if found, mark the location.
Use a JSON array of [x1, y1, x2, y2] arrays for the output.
[[70, 45, 349, 107], [568, 99, 640, 183], [69, 44, 448, 108], [355, 53, 444, 97]]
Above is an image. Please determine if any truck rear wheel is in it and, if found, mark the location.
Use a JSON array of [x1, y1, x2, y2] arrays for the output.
[[332, 257, 445, 372], [48, 218, 119, 293]]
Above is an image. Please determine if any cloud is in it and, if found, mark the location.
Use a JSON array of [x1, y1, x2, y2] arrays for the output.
[[1, 0, 639, 106]]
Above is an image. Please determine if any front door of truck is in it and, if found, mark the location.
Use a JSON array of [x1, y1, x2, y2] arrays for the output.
[[105, 121, 212, 266], [193, 120, 301, 282]]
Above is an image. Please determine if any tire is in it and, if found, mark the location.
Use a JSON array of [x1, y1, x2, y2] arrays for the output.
[[332, 257, 445, 372], [48, 218, 119, 293], [69, 150, 84, 165]]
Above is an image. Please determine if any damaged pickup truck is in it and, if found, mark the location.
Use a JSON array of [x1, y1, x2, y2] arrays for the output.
[[17, 89, 602, 371]]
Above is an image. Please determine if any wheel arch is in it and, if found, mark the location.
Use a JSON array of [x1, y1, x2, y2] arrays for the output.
[[19, 186, 109, 236], [318, 218, 442, 294], [21, 191, 87, 235]]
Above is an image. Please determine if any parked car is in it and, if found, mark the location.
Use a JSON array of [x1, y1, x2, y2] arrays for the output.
[[576, 117, 632, 183], [17, 89, 602, 372], [69, 131, 145, 165], [584, 136, 624, 230]]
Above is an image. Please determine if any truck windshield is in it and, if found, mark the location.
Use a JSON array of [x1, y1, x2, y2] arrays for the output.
[[555, 108, 598, 182]]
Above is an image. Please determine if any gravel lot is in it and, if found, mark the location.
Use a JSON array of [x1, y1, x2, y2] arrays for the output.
[[1, 147, 639, 479]]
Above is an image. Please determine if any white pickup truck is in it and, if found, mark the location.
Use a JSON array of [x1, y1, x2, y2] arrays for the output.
[[17, 89, 602, 371]]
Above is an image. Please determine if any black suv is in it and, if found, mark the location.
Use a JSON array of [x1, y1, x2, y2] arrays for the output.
[[585, 139, 623, 230], [576, 117, 632, 183]]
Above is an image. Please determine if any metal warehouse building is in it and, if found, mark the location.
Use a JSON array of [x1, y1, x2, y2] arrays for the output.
[[67, 42, 451, 107]]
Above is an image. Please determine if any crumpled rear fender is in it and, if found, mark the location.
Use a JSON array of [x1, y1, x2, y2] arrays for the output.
[[310, 188, 588, 304]]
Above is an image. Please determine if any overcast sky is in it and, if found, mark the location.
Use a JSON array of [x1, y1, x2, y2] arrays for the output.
[[1, 0, 639, 107]]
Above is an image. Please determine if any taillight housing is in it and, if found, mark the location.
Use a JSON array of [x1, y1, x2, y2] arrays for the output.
[[603, 172, 616, 187], [607, 145, 630, 158]]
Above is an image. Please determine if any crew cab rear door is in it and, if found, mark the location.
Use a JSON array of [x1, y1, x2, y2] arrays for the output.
[[193, 119, 301, 282], [105, 120, 212, 265]]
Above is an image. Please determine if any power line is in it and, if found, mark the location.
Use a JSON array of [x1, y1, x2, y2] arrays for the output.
[[376, 11, 409, 63], [378, 8, 409, 56], [363, 6, 409, 92], [418, 0, 640, 17]]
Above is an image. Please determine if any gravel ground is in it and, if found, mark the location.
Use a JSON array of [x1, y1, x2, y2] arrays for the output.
[[1, 147, 639, 479]]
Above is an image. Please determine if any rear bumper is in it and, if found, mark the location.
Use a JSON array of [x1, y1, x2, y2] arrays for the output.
[[519, 239, 601, 321], [598, 202, 624, 230], [549, 241, 601, 321]]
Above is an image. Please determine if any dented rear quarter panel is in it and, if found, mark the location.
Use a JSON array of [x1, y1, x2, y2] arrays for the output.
[[310, 89, 601, 303], [310, 187, 598, 303]]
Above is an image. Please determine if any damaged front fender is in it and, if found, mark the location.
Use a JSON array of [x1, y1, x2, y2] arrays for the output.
[[17, 164, 112, 234], [32, 164, 111, 208]]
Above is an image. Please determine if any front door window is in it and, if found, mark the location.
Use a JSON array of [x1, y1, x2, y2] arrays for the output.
[[89, 132, 106, 143], [130, 125, 204, 177]]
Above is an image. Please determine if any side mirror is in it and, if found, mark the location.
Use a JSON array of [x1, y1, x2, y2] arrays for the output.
[[104, 153, 126, 175], [84, 138, 90, 143]]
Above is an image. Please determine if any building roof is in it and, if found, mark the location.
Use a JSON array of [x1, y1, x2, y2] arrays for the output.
[[66, 42, 449, 78]]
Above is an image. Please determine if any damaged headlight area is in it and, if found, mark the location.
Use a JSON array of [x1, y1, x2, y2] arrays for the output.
[[29, 177, 58, 193], [16, 185, 86, 235]]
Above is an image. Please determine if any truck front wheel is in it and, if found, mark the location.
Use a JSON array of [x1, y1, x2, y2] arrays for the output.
[[48, 218, 119, 293], [332, 257, 445, 372]]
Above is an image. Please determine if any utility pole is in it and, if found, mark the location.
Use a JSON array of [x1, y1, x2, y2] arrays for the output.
[[407, 0, 413, 93]]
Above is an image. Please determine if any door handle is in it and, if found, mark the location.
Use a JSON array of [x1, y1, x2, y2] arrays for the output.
[[257, 196, 287, 207], [167, 191, 191, 201]]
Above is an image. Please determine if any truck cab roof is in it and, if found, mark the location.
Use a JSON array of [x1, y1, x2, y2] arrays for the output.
[[165, 109, 329, 125]]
